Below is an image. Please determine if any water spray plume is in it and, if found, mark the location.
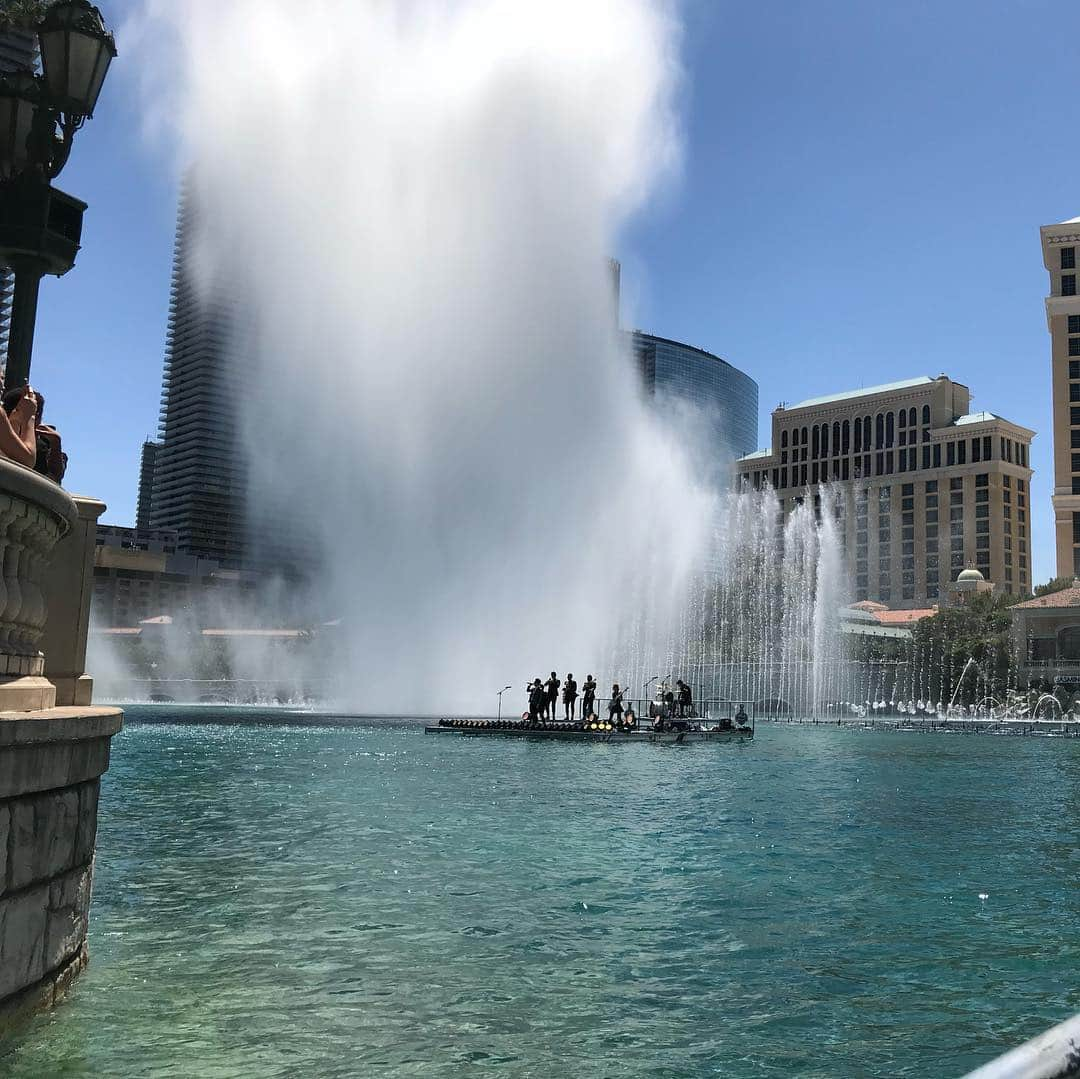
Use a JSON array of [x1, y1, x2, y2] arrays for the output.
[[133, 0, 712, 712]]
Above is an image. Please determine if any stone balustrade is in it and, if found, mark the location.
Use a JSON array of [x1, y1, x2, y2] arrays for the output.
[[0, 458, 78, 710]]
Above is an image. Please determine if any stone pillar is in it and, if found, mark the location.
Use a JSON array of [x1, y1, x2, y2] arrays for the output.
[[0, 459, 78, 712], [0, 706, 122, 1028], [40, 495, 106, 708], [0, 464, 123, 1031]]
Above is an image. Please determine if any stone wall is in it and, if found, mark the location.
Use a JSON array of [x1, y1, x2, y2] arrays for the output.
[[0, 707, 122, 1028]]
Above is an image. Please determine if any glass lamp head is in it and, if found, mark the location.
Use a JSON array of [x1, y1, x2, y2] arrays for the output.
[[0, 71, 40, 181], [38, 0, 117, 119]]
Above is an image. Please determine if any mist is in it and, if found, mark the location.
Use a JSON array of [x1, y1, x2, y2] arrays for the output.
[[130, 0, 718, 713]]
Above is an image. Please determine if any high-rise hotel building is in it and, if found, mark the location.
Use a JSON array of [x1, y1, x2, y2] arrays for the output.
[[144, 189, 248, 565], [1041, 216, 1080, 578], [736, 375, 1034, 608]]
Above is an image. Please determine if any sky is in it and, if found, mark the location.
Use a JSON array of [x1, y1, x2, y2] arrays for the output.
[[33, 0, 1080, 585]]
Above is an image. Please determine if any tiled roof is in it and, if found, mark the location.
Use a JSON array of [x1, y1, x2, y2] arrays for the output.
[[1012, 587, 1080, 609], [874, 608, 938, 625]]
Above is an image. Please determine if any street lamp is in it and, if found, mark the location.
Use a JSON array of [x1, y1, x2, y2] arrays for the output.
[[0, 0, 116, 390], [496, 685, 512, 721]]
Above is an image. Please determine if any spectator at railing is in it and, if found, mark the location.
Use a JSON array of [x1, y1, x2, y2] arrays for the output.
[[0, 383, 66, 482], [0, 384, 39, 469]]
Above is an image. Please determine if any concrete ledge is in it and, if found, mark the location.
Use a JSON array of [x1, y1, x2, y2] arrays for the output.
[[0, 707, 123, 748]]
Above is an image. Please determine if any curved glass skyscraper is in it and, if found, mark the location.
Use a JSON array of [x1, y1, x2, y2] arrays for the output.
[[630, 331, 758, 479]]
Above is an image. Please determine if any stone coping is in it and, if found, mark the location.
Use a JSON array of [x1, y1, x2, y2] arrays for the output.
[[0, 707, 123, 747], [0, 457, 77, 536]]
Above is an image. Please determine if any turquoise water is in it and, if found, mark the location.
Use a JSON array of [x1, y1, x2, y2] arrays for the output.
[[3, 708, 1079, 1077]]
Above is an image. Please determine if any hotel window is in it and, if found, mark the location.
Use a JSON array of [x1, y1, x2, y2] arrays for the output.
[[1072, 361, 1080, 380], [957, 441, 966, 465], [972, 438, 981, 462], [982, 435, 992, 459], [1072, 384, 1080, 403], [1073, 478, 1080, 495], [922, 446, 931, 469], [926, 509, 939, 523], [1063, 247, 1077, 270], [842, 420, 850, 454], [946, 442, 956, 466], [933, 444, 941, 468], [1065, 275, 1078, 296], [951, 477, 964, 491], [875, 414, 884, 449], [1074, 453, 1080, 473], [1072, 407, 1080, 425], [1071, 314, 1080, 334], [908, 448, 917, 471], [1071, 340, 1080, 357], [976, 488, 989, 503], [875, 452, 884, 475], [926, 479, 938, 493], [975, 504, 989, 519]]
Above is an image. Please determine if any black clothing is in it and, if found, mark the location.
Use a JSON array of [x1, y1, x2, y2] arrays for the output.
[[582, 679, 596, 718], [678, 684, 692, 717], [562, 678, 577, 703], [608, 688, 623, 721], [527, 683, 545, 719]]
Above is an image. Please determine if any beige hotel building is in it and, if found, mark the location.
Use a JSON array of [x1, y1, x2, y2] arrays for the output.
[[736, 375, 1034, 609], [1041, 215, 1080, 578]]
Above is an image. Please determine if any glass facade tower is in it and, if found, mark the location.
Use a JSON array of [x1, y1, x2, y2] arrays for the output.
[[630, 331, 759, 472]]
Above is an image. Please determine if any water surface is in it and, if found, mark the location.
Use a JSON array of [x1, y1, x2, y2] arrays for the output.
[[4, 708, 1078, 1077]]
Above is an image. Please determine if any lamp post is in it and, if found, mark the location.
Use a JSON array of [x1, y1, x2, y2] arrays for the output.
[[496, 685, 511, 721], [0, 1, 116, 389]]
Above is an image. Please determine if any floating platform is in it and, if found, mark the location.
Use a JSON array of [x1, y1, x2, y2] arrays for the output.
[[425, 718, 753, 742]]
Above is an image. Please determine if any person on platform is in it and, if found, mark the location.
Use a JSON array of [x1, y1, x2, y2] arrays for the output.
[[0, 384, 39, 470], [562, 673, 578, 721], [677, 680, 693, 718], [608, 683, 623, 724], [582, 675, 597, 719], [734, 705, 749, 728], [544, 671, 560, 720], [527, 679, 545, 723]]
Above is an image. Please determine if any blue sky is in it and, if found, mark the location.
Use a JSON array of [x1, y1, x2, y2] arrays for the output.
[[36, 0, 1078, 583]]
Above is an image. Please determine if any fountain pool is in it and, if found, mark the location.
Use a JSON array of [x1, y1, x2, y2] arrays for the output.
[[2, 707, 1078, 1077]]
